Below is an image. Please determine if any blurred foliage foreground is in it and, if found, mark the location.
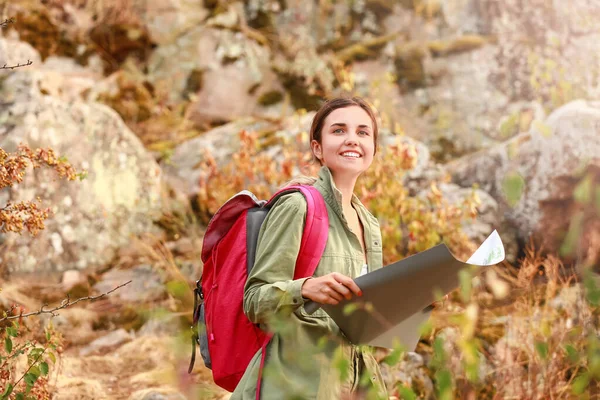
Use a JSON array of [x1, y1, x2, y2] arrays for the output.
[[1, 130, 600, 400]]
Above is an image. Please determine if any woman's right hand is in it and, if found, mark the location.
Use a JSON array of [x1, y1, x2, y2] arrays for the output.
[[301, 272, 363, 305]]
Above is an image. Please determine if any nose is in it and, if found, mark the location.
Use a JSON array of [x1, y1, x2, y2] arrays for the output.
[[344, 135, 358, 146]]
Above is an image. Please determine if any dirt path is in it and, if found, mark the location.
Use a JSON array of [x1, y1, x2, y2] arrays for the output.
[[50, 333, 230, 399]]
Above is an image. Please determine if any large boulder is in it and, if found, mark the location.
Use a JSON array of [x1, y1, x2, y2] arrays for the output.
[[0, 37, 41, 72], [0, 66, 162, 276], [398, 44, 512, 161], [386, 0, 600, 161], [147, 18, 285, 123], [139, 0, 208, 45], [447, 100, 600, 263]]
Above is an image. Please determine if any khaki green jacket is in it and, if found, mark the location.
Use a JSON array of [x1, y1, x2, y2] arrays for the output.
[[230, 167, 388, 400]]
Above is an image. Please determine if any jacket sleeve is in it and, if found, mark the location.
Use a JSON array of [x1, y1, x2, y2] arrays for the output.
[[243, 193, 312, 325]]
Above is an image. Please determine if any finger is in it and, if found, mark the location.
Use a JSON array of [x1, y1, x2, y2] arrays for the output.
[[330, 280, 352, 300], [323, 287, 343, 303], [336, 275, 362, 297]]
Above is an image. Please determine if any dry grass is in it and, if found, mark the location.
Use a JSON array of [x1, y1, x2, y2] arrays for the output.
[[408, 244, 600, 399]]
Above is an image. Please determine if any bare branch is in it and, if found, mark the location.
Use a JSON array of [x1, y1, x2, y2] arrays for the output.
[[0, 18, 15, 29], [0, 60, 33, 70], [0, 280, 132, 322]]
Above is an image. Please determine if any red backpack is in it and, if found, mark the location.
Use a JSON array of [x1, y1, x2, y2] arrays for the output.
[[189, 185, 329, 396]]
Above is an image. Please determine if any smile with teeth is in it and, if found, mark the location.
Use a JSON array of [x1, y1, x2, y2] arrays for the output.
[[341, 151, 361, 158]]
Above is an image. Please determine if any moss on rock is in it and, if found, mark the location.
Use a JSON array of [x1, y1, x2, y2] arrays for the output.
[[257, 90, 284, 106], [394, 43, 428, 89], [428, 35, 488, 57]]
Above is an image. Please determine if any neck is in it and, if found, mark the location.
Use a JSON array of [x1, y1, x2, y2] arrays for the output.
[[331, 171, 357, 209]]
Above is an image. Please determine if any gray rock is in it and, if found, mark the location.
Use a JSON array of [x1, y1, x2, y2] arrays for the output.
[[447, 100, 600, 250], [93, 264, 166, 303], [493, 101, 546, 141], [139, 0, 208, 45], [0, 70, 162, 276], [402, 44, 509, 161], [139, 313, 182, 337], [128, 389, 187, 400], [40, 307, 99, 346], [0, 38, 41, 75], [148, 23, 284, 120], [379, 133, 445, 195], [61, 269, 90, 295], [435, 183, 519, 264], [80, 328, 134, 356], [440, 0, 485, 35], [380, 351, 434, 399]]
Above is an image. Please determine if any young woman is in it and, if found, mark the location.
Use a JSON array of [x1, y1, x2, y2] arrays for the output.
[[231, 97, 387, 400]]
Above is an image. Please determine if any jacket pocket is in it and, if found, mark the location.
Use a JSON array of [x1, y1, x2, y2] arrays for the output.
[[297, 305, 331, 319]]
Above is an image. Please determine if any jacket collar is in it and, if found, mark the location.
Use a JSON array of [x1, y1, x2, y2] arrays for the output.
[[314, 166, 363, 218]]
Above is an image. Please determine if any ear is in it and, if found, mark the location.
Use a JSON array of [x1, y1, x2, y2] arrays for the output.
[[310, 140, 322, 161]]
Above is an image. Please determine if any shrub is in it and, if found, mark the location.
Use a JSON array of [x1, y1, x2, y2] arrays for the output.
[[1, 144, 83, 399], [196, 129, 478, 265]]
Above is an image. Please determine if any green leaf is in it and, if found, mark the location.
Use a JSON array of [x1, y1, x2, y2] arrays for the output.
[[343, 303, 358, 316], [583, 268, 600, 307], [1, 383, 13, 398], [46, 330, 51, 341], [419, 319, 433, 336], [574, 174, 593, 204], [397, 385, 417, 400], [24, 372, 38, 387], [465, 362, 479, 383], [7, 327, 18, 337], [29, 348, 43, 358], [48, 352, 56, 364], [565, 344, 580, 363], [560, 212, 584, 258], [499, 113, 519, 139], [502, 171, 525, 207], [535, 341, 548, 360], [5, 337, 12, 353], [572, 372, 590, 395], [15, 393, 24, 400], [382, 344, 405, 366], [435, 369, 453, 400], [431, 336, 446, 369], [29, 366, 40, 378], [166, 280, 188, 299], [332, 347, 350, 382], [40, 362, 49, 376], [459, 268, 472, 303], [533, 120, 552, 137]]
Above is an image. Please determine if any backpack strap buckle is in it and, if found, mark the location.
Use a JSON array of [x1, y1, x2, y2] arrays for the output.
[[193, 279, 203, 324]]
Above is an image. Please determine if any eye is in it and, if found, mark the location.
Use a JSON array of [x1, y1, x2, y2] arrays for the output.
[[333, 128, 344, 134], [358, 130, 370, 136]]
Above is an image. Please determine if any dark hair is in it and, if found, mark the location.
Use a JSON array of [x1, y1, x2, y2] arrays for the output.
[[309, 96, 379, 164]]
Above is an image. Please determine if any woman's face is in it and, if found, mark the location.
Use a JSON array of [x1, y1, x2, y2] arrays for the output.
[[311, 106, 375, 179]]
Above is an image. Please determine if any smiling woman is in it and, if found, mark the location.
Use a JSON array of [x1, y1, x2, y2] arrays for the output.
[[311, 104, 376, 187], [231, 97, 388, 400]]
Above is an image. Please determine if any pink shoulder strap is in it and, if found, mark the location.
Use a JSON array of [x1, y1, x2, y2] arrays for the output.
[[267, 185, 328, 279]]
